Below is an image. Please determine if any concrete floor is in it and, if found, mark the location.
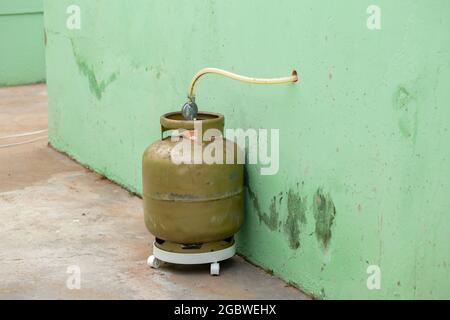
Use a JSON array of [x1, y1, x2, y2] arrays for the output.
[[0, 84, 310, 300]]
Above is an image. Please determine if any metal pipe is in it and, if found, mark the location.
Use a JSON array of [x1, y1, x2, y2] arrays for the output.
[[187, 68, 299, 100]]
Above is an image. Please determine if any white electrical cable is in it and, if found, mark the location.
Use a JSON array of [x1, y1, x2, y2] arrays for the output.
[[0, 135, 48, 149], [0, 129, 48, 140]]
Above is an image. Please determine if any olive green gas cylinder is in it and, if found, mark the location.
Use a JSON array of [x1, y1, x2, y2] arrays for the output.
[[142, 111, 244, 249], [144, 68, 298, 274]]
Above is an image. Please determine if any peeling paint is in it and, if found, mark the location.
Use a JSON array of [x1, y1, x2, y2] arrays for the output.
[[283, 189, 307, 250], [313, 188, 336, 249]]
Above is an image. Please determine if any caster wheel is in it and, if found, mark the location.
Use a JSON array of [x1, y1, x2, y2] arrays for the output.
[[147, 255, 160, 269], [210, 262, 220, 276]]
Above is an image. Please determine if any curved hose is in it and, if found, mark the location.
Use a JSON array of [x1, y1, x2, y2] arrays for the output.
[[188, 68, 299, 100]]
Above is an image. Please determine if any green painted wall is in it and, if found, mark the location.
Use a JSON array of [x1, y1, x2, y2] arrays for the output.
[[44, 0, 450, 299], [0, 0, 46, 86]]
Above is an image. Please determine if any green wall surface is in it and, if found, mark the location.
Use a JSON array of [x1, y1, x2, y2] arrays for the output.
[[0, 0, 46, 86], [44, 0, 450, 299]]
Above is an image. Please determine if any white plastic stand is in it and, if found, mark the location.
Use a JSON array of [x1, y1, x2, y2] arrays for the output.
[[147, 242, 236, 276]]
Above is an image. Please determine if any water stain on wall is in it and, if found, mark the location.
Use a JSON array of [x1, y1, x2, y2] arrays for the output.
[[247, 184, 279, 231], [393, 86, 418, 143], [313, 188, 336, 249], [246, 169, 310, 249], [246, 170, 336, 251], [71, 40, 118, 100], [245, 169, 279, 231], [283, 189, 307, 250]]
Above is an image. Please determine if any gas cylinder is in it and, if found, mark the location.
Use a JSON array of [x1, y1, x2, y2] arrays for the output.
[[144, 68, 297, 275], [142, 111, 244, 253]]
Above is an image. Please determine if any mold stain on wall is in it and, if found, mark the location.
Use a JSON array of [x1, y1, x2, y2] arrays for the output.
[[312, 188, 336, 249], [245, 167, 308, 250], [283, 189, 307, 250], [247, 184, 279, 231], [71, 40, 118, 100], [244, 169, 279, 232]]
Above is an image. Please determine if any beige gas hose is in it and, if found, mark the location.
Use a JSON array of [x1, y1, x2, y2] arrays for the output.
[[181, 68, 299, 120], [188, 68, 299, 100]]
